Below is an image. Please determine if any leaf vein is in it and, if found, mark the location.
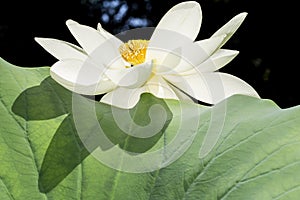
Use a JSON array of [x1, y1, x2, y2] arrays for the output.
[[6, 70, 49, 199], [219, 141, 300, 200], [273, 184, 300, 200], [0, 178, 15, 200]]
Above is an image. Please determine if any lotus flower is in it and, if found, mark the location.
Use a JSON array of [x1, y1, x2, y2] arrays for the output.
[[35, 1, 259, 108]]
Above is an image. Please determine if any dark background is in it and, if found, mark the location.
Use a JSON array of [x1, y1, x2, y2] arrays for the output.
[[0, 0, 299, 108]]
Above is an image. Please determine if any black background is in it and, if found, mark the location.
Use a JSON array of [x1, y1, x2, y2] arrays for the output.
[[0, 0, 299, 108]]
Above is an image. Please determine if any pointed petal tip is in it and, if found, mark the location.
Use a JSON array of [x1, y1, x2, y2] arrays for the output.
[[229, 50, 239, 55], [34, 37, 51, 42], [235, 12, 248, 21], [97, 23, 102, 30], [34, 37, 42, 43], [240, 12, 248, 16], [34, 37, 49, 45], [222, 49, 239, 60], [34, 37, 57, 46]]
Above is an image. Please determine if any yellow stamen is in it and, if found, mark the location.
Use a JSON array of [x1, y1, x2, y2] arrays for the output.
[[119, 40, 149, 66]]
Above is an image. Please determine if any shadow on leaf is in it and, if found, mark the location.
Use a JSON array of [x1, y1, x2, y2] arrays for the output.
[[97, 93, 173, 153], [12, 77, 72, 120], [12, 76, 173, 193], [38, 114, 93, 193]]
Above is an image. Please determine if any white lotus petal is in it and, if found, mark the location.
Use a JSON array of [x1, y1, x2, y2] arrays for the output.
[[210, 72, 259, 101], [154, 1, 202, 41], [67, 20, 124, 69], [167, 84, 194, 103], [156, 41, 210, 74], [96, 23, 126, 68], [100, 75, 178, 109], [66, 20, 108, 54], [97, 23, 123, 46], [164, 73, 213, 103], [172, 42, 210, 73], [199, 49, 239, 72], [35, 38, 87, 61], [178, 59, 215, 76], [69, 22, 124, 69], [100, 87, 147, 109], [162, 35, 226, 74], [164, 72, 259, 104], [154, 48, 182, 74], [50, 59, 115, 95], [194, 58, 215, 73], [105, 61, 153, 88], [179, 49, 239, 74], [146, 47, 172, 69], [211, 49, 239, 70], [196, 34, 226, 55], [88, 41, 125, 70], [211, 12, 248, 47], [147, 30, 193, 65], [147, 2, 202, 62], [146, 76, 179, 100]]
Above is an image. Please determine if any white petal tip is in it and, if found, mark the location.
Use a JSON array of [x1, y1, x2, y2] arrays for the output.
[[34, 37, 42, 43], [215, 49, 240, 59], [171, 1, 201, 13], [211, 33, 227, 41], [34, 37, 50, 46], [66, 19, 78, 26], [97, 23, 102, 30], [34, 37, 51, 42], [236, 12, 248, 20], [178, 1, 200, 8], [230, 50, 239, 55], [178, 1, 201, 13], [34, 37, 59, 46]]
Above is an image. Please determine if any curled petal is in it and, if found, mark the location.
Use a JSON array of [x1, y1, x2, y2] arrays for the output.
[[50, 59, 115, 95], [35, 38, 87, 61]]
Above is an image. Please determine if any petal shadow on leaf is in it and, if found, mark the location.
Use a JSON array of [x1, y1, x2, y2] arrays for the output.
[[12, 77, 72, 120], [97, 93, 173, 153], [38, 114, 93, 193], [11, 77, 173, 193]]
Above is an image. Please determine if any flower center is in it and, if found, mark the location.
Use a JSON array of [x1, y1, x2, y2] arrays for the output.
[[119, 40, 149, 66]]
